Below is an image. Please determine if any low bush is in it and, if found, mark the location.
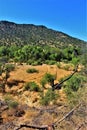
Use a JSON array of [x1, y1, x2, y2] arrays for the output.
[[4, 95, 18, 108], [63, 74, 86, 106], [26, 68, 39, 73], [63, 65, 70, 71], [9, 101, 18, 108], [4, 95, 12, 102], [24, 81, 40, 92], [65, 74, 86, 92], [40, 73, 56, 87], [40, 89, 58, 105], [40, 78, 46, 88], [71, 57, 79, 65], [45, 60, 56, 65], [56, 62, 61, 68], [5, 64, 15, 72]]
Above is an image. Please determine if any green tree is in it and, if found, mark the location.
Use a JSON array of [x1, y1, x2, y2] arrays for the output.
[[0, 46, 9, 57]]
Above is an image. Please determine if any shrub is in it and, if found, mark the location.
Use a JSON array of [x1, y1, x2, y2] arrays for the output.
[[40, 73, 56, 87], [65, 74, 85, 92], [4, 95, 18, 108], [71, 57, 79, 65], [45, 73, 55, 83], [62, 74, 86, 106], [63, 65, 70, 71], [24, 81, 40, 92], [27, 59, 34, 65], [5, 64, 15, 72], [40, 78, 46, 88], [4, 95, 12, 102], [27, 59, 42, 65], [45, 60, 56, 65], [24, 82, 30, 90], [9, 101, 18, 108], [40, 89, 58, 105], [26, 68, 39, 73], [56, 62, 61, 68], [31, 61, 38, 66]]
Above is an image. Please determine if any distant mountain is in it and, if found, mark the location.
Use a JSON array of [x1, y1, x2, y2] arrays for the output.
[[0, 20, 86, 48]]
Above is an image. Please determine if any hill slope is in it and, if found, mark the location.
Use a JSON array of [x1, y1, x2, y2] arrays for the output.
[[0, 20, 86, 48]]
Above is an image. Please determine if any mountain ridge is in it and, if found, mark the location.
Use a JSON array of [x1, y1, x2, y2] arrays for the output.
[[0, 20, 86, 48]]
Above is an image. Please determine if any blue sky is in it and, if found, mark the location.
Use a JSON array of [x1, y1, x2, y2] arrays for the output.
[[0, 0, 86, 41]]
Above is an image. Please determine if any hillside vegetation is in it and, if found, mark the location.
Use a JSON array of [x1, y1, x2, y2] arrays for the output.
[[0, 21, 86, 48]]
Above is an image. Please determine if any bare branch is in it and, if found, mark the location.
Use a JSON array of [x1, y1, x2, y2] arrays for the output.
[[15, 124, 54, 130], [53, 103, 81, 127], [52, 64, 78, 90]]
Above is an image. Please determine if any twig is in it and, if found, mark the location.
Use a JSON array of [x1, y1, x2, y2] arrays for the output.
[[53, 103, 81, 127], [15, 124, 48, 130], [15, 124, 54, 130]]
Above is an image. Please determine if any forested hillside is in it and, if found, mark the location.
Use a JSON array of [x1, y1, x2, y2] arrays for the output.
[[0, 20, 86, 48]]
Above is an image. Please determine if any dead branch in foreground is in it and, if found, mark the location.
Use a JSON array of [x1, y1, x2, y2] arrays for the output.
[[15, 124, 54, 130], [15, 103, 81, 130]]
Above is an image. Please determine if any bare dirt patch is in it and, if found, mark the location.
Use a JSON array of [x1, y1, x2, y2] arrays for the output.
[[9, 64, 72, 85]]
